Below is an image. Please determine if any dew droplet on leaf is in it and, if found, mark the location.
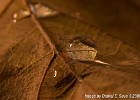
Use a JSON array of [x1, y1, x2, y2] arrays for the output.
[[12, 9, 30, 23], [66, 36, 97, 61], [53, 68, 57, 78]]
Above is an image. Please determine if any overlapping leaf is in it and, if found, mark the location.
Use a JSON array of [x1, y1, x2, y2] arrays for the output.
[[36, 12, 140, 100], [0, 0, 140, 100], [0, 0, 54, 99]]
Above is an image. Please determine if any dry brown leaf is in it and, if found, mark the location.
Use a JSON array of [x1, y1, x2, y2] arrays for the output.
[[0, 0, 54, 99], [36, 12, 140, 100], [0, 0, 140, 100]]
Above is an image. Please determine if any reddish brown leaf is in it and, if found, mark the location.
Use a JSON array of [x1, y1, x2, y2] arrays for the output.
[[0, 0, 140, 100]]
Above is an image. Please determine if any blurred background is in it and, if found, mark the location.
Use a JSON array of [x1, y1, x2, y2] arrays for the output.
[[28, 0, 140, 50]]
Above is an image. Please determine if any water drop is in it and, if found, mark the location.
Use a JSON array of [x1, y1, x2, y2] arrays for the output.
[[13, 9, 30, 23], [53, 69, 57, 78], [66, 36, 110, 65], [66, 36, 97, 61], [29, 3, 59, 18], [16, 65, 22, 70]]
